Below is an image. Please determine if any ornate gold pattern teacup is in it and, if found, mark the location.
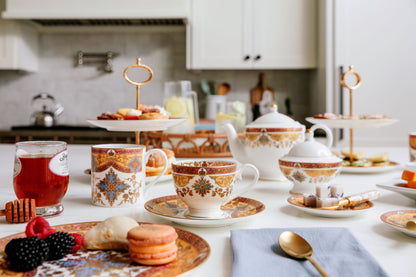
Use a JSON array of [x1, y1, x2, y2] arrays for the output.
[[172, 160, 259, 218], [91, 144, 167, 207]]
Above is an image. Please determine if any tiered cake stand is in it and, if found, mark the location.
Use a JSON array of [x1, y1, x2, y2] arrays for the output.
[[306, 66, 399, 173], [87, 58, 185, 144]]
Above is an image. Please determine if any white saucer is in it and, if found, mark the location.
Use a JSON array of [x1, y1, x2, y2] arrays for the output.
[[380, 210, 416, 238], [376, 179, 416, 201], [87, 118, 185, 131], [341, 161, 401, 174], [287, 195, 373, 218], [144, 195, 265, 227]]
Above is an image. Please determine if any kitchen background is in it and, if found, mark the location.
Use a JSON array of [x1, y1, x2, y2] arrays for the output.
[[0, 27, 313, 129]]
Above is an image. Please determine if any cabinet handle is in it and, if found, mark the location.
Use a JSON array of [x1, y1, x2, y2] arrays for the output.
[[243, 55, 250, 61], [254, 55, 261, 61]]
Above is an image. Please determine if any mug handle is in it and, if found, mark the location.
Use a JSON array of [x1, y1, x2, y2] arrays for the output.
[[229, 163, 259, 200], [143, 149, 168, 195], [310, 123, 333, 148]]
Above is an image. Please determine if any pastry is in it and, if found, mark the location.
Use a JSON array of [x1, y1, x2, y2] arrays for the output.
[[127, 223, 178, 265], [138, 112, 169, 120], [83, 216, 139, 250], [146, 148, 175, 177]]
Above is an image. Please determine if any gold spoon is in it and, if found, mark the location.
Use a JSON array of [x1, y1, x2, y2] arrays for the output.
[[278, 231, 330, 277]]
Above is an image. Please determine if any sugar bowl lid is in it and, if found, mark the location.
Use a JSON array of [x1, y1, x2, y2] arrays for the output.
[[246, 104, 304, 129], [280, 129, 342, 163]]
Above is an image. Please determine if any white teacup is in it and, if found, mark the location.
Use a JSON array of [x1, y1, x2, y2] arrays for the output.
[[91, 144, 167, 207], [172, 160, 259, 218]]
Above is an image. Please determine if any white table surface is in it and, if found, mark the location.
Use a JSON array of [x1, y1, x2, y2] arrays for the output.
[[0, 144, 415, 276]]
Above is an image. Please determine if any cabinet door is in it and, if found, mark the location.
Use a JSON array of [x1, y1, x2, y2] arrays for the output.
[[253, 0, 317, 69], [188, 0, 252, 69]]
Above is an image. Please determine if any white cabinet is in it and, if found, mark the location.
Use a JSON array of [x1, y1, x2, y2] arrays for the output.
[[0, 1, 38, 71], [188, 0, 317, 69]]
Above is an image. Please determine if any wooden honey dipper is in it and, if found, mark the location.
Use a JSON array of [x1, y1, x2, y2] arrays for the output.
[[0, 199, 36, 223]]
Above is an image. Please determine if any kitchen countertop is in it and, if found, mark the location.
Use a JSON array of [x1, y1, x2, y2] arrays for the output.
[[0, 144, 415, 276]]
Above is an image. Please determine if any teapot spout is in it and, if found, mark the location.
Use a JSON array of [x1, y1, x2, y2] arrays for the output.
[[223, 123, 248, 163]]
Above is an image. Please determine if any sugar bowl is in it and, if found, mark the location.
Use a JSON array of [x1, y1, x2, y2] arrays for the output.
[[279, 125, 342, 194]]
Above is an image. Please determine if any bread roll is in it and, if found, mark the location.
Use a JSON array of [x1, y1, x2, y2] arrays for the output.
[[146, 148, 175, 177]]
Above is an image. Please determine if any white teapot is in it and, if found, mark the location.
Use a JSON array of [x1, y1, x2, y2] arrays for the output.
[[223, 105, 333, 181], [279, 128, 342, 194]]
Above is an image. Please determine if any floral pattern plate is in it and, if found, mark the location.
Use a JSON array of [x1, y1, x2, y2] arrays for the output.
[[380, 210, 416, 238], [287, 195, 374, 218], [0, 221, 210, 277], [145, 195, 265, 227], [87, 118, 185, 131], [376, 179, 416, 201]]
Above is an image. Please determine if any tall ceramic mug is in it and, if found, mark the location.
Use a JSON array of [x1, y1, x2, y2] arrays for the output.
[[91, 144, 167, 207], [172, 160, 259, 218], [409, 132, 416, 161]]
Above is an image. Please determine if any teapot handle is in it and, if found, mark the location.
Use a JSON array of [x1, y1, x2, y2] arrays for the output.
[[310, 124, 333, 148]]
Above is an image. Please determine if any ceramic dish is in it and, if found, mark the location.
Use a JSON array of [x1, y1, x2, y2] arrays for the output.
[[0, 221, 210, 276], [84, 168, 172, 184], [341, 161, 401, 174], [306, 117, 398, 129], [145, 195, 265, 227], [287, 194, 373, 218], [86, 118, 185, 131], [376, 179, 416, 201], [380, 210, 416, 238]]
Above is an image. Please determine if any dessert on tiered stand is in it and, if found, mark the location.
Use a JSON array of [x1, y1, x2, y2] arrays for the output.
[[306, 66, 399, 173], [87, 58, 185, 143]]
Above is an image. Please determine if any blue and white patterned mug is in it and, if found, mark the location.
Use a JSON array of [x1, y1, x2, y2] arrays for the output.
[[91, 144, 167, 207]]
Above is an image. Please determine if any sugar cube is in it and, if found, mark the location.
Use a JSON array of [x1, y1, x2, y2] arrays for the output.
[[316, 197, 339, 208], [330, 185, 344, 199], [315, 184, 331, 198]]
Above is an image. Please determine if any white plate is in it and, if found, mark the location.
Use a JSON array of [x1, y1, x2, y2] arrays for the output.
[[287, 195, 373, 218], [376, 179, 416, 201], [145, 195, 265, 227], [86, 118, 185, 131], [380, 210, 416, 237], [341, 161, 401, 174], [306, 117, 398, 129]]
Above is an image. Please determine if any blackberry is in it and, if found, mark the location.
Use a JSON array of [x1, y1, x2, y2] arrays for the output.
[[44, 232, 75, 260], [5, 236, 49, 272]]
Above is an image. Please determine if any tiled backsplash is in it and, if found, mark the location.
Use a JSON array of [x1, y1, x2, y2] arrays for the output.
[[0, 28, 314, 130]]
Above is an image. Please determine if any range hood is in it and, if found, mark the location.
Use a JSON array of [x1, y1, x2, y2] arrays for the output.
[[2, 0, 189, 26]]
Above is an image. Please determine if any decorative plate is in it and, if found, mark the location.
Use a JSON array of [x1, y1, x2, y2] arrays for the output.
[[287, 194, 373, 218], [0, 221, 210, 277], [380, 210, 416, 237], [145, 195, 265, 227], [376, 179, 416, 201], [341, 161, 401, 174], [86, 118, 186, 131], [305, 117, 398, 129]]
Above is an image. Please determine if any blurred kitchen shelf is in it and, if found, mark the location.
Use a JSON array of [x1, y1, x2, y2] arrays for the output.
[[0, 126, 136, 144]]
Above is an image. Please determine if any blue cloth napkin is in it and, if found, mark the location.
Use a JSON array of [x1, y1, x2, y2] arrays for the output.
[[230, 227, 389, 277]]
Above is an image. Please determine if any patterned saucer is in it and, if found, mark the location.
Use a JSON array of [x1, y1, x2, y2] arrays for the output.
[[145, 195, 265, 227], [380, 210, 416, 238], [287, 194, 373, 218], [0, 221, 210, 277]]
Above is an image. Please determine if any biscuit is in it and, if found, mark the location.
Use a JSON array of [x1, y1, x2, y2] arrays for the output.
[[369, 152, 388, 163], [127, 224, 178, 266]]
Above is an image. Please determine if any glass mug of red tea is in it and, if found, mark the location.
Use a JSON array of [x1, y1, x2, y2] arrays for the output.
[[13, 141, 69, 216]]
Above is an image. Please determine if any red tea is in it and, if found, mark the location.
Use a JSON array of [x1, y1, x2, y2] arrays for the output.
[[13, 154, 69, 207]]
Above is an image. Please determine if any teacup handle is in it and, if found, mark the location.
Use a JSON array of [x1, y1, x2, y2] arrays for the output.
[[229, 163, 259, 200], [143, 149, 168, 195], [310, 123, 333, 148]]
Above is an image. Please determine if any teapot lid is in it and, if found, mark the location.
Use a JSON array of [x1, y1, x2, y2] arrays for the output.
[[246, 105, 303, 129], [280, 130, 341, 162]]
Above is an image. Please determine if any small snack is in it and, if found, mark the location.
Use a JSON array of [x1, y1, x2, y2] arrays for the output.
[[127, 223, 178, 265], [83, 216, 139, 250], [5, 236, 49, 272], [138, 112, 169, 120], [341, 150, 366, 160], [117, 108, 132, 117], [369, 152, 389, 166], [401, 170, 416, 189], [146, 148, 175, 177]]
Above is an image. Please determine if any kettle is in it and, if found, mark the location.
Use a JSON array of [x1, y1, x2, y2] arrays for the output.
[[30, 93, 64, 127]]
